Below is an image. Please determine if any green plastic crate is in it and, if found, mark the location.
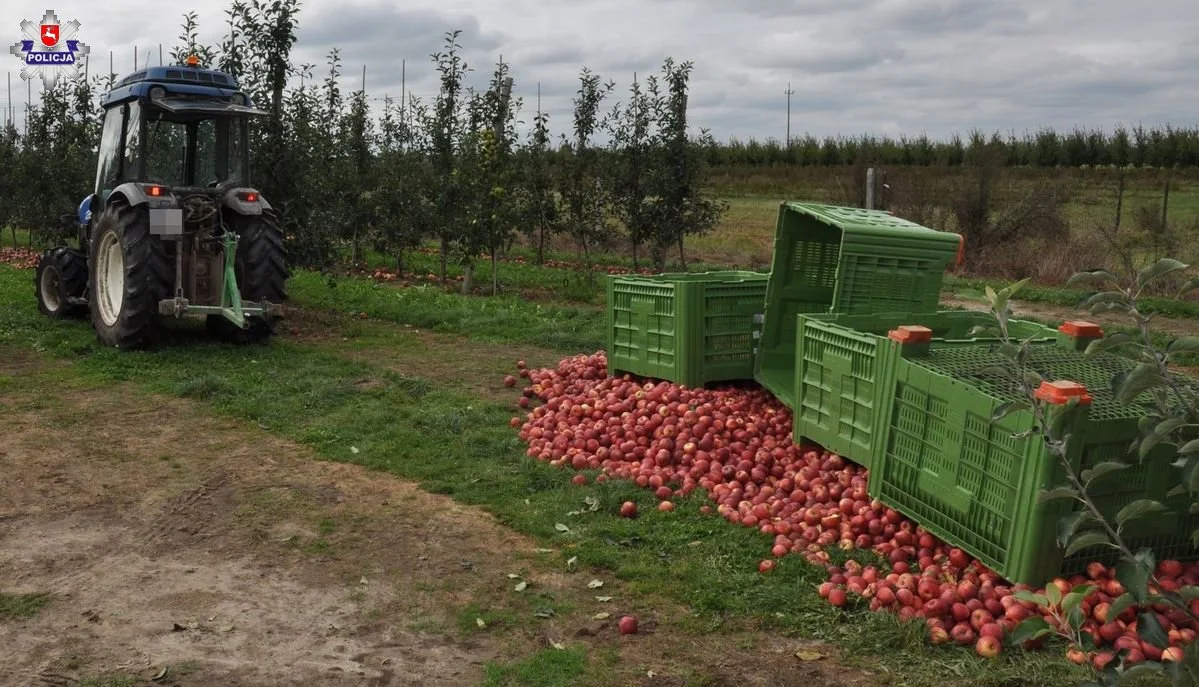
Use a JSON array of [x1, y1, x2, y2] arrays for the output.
[[605, 271, 768, 388], [793, 310, 1058, 470], [754, 202, 962, 408], [872, 339, 1199, 586]]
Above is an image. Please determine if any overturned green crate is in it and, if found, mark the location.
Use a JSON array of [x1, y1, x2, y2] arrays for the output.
[[793, 310, 1058, 470], [800, 314, 1199, 586], [754, 202, 962, 408], [605, 271, 768, 388]]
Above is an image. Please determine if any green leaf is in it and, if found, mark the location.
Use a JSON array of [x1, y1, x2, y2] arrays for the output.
[[1115, 499, 1171, 528], [984, 285, 1000, 309], [1116, 550, 1156, 603], [1064, 531, 1114, 557], [1023, 370, 1044, 390], [1168, 337, 1199, 356], [1118, 662, 1166, 684], [1114, 362, 1165, 404], [1106, 593, 1137, 622], [1066, 603, 1085, 630], [1045, 581, 1062, 607], [1137, 611, 1171, 649], [1037, 486, 1080, 503], [1062, 585, 1098, 615], [1179, 585, 1199, 602], [1056, 509, 1096, 546], [1179, 438, 1199, 456], [1177, 276, 1199, 299], [1137, 258, 1189, 290], [1152, 417, 1189, 440], [1084, 332, 1136, 358], [1006, 277, 1032, 298], [991, 401, 1030, 422], [1081, 461, 1129, 485], [1066, 269, 1118, 290], [1011, 590, 1048, 606], [1006, 615, 1052, 647], [967, 325, 999, 338], [1183, 455, 1199, 495], [1084, 290, 1128, 309]]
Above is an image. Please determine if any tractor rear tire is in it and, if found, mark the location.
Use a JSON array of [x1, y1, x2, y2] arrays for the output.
[[206, 211, 288, 344], [35, 246, 88, 319], [88, 200, 172, 349]]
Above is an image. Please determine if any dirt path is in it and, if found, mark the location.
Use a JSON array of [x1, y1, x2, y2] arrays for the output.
[[0, 354, 876, 687], [941, 294, 1199, 338]]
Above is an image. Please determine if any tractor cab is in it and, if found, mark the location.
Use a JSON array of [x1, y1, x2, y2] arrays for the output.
[[37, 57, 288, 349], [78, 56, 269, 247]]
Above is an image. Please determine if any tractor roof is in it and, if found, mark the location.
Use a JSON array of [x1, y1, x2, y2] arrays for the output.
[[101, 65, 251, 108]]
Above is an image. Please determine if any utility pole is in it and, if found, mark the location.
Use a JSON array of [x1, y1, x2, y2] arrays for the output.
[[784, 82, 795, 147]]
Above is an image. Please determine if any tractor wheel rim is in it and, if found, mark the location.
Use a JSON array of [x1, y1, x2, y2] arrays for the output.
[[96, 231, 124, 327], [39, 265, 61, 311]]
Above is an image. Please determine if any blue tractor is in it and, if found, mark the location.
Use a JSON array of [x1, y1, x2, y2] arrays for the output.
[[34, 57, 287, 347]]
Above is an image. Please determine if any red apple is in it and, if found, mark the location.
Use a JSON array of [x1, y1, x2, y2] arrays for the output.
[[976, 635, 1001, 658]]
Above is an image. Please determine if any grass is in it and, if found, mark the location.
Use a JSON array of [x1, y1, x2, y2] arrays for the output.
[[77, 676, 138, 687], [482, 647, 590, 687], [946, 273, 1199, 320], [0, 263, 1098, 687], [0, 592, 51, 619], [289, 270, 607, 353]]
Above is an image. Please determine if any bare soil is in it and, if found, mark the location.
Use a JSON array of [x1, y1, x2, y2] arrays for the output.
[[0, 354, 877, 687]]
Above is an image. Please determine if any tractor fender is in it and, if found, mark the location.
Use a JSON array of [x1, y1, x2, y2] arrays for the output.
[[221, 187, 273, 216], [77, 195, 93, 227], [107, 182, 181, 211]]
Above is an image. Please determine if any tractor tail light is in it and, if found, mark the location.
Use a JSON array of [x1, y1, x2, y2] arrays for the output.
[[148, 185, 162, 197], [237, 191, 258, 202]]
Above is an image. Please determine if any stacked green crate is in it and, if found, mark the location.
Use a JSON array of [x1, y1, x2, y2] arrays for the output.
[[792, 310, 1057, 469], [753, 202, 962, 408], [792, 311, 1199, 585], [605, 271, 768, 388]]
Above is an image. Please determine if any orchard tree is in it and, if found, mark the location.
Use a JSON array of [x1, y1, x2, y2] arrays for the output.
[[605, 72, 657, 268], [516, 97, 561, 264], [559, 67, 615, 274], [373, 94, 434, 274], [644, 58, 726, 270]]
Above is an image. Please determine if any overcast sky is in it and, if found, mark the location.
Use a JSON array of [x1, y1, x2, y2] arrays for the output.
[[6, 0, 1198, 143]]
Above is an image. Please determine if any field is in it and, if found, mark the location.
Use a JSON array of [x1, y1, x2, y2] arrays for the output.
[[0, 226, 1106, 687], [7, 168, 1199, 686]]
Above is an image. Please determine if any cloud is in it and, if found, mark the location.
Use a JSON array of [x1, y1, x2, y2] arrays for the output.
[[5, 0, 1197, 143]]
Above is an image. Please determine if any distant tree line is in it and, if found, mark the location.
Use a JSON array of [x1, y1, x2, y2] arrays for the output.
[[703, 126, 1199, 169]]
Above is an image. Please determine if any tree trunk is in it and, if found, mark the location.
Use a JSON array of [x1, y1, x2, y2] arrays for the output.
[[491, 248, 499, 295], [537, 224, 546, 264], [395, 250, 405, 276], [677, 233, 687, 271], [631, 239, 639, 270], [1114, 171, 1125, 232], [439, 236, 448, 285], [461, 263, 473, 294]]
